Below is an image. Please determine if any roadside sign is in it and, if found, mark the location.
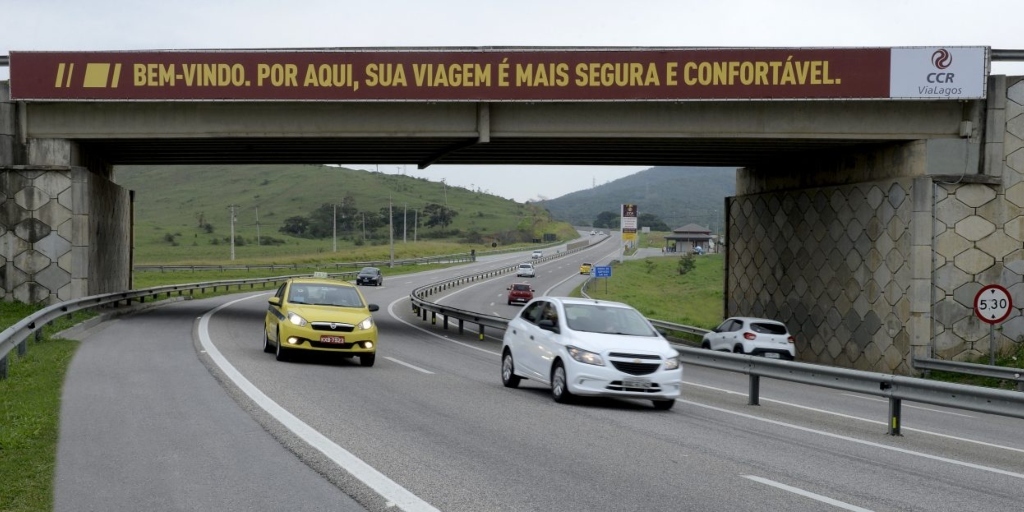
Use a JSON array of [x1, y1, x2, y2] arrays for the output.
[[974, 284, 1012, 324], [594, 266, 612, 278]]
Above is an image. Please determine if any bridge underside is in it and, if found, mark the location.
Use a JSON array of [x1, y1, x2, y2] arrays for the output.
[[75, 136, 892, 167]]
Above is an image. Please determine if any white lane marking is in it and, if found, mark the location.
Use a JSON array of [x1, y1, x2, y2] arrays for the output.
[[840, 393, 975, 418], [199, 295, 440, 512], [387, 297, 501, 355], [684, 381, 1024, 454], [679, 398, 1024, 480], [742, 475, 873, 512], [385, 357, 435, 374]]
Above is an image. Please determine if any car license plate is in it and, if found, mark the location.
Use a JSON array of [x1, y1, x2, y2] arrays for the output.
[[764, 352, 780, 359], [623, 379, 651, 389], [320, 335, 346, 344]]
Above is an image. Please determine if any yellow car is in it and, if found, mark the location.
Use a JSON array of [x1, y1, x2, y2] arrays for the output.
[[263, 277, 379, 366], [580, 262, 593, 275]]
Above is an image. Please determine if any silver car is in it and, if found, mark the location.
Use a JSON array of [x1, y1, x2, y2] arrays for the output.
[[701, 317, 795, 360]]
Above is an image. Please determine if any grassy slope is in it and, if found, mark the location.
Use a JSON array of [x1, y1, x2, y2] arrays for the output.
[[117, 164, 576, 264]]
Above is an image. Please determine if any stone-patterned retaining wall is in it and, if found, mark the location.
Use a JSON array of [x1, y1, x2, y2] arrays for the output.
[[727, 177, 918, 373], [1, 166, 130, 303]]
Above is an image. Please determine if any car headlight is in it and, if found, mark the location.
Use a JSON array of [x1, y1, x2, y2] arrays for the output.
[[567, 346, 604, 366], [664, 356, 680, 370], [358, 317, 373, 330], [287, 312, 308, 327]]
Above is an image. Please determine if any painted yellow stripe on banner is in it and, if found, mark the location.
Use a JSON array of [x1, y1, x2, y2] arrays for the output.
[[55, 63, 66, 88], [111, 64, 121, 88], [65, 63, 74, 88]]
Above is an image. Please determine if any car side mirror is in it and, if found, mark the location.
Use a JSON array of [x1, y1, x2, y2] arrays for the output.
[[368, 304, 379, 312], [507, 286, 512, 290], [268, 297, 281, 306], [538, 319, 559, 333]]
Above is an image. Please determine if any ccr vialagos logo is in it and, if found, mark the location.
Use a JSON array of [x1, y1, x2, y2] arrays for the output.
[[931, 49, 952, 70]]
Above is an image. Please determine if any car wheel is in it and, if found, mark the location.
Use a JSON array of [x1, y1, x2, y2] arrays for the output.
[[652, 399, 675, 411], [275, 331, 289, 362], [501, 350, 521, 388], [263, 327, 274, 353], [700, 340, 710, 350], [733, 344, 745, 355], [360, 354, 376, 367], [551, 362, 573, 403]]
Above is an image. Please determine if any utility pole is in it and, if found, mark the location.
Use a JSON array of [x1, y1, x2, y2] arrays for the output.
[[228, 204, 238, 261], [361, 211, 366, 242], [442, 178, 447, 207], [332, 204, 337, 252], [414, 209, 418, 242], [388, 196, 394, 267], [255, 206, 261, 247], [403, 204, 407, 243]]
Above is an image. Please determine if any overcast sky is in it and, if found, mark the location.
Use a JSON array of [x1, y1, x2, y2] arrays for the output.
[[3, 0, 1022, 202]]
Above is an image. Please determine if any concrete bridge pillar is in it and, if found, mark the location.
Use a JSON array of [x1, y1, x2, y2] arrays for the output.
[[0, 81, 131, 303], [729, 76, 1024, 375]]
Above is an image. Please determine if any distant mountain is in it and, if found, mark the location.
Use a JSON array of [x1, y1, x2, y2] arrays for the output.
[[536, 166, 736, 231]]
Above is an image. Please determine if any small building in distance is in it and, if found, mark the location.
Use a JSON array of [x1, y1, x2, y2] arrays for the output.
[[665, 223, 715, 253]]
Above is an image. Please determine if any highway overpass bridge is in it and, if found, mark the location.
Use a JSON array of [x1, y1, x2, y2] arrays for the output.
[[1, 46, 1022, 374]]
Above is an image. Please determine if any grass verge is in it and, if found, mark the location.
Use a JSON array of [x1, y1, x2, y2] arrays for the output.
[[1, 307, 91, 512]]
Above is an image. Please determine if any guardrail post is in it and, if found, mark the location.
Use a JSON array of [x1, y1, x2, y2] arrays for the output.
[[443, 316, 449, 330], [0, 356, 7, 380], [479, 324, 485, 341], [17, 339, 27, 356], [458, 319, 464, 334], [748, 375, 760, 405], [888, 398, 902, 436], [431, 312, 436, 325], [422, 308, 427, 321]]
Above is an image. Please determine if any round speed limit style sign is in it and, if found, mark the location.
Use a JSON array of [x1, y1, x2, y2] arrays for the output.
[[974, 284, 1013, 324]]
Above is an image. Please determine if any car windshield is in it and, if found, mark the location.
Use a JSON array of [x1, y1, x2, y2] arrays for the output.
[[564, 304, 658, 336], [290, 284, 364, 308], [359, 267, 377, 275]]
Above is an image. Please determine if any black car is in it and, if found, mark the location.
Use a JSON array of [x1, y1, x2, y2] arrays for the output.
[[356, 267, 383, 286]]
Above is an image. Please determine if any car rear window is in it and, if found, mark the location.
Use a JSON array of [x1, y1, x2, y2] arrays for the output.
[[519, 264, 532, 268], [750, 322, 787, 335], [512, 284, 530, 291]]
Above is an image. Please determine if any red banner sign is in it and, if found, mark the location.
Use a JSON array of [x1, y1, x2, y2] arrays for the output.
[[7, 47, 980, 101]]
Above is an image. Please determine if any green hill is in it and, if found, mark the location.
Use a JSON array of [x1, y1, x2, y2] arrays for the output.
[[537, 166, 736, 230], [115, 164, 574, 264]]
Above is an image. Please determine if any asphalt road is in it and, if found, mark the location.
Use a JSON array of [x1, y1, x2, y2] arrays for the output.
[[55, 237, 1024, 511]]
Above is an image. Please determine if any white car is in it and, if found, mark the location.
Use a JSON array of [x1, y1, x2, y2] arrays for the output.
[[501, 297, 682, 410], [531, 250, 543, 259], [516, 262, 536, 278], [701, 317, 795, 360]]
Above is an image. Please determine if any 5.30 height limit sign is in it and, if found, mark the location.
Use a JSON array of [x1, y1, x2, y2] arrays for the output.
[[974, 284, 1012, 324]]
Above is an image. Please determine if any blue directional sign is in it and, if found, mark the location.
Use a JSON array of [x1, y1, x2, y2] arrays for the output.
[[594, 266, 612, 278]]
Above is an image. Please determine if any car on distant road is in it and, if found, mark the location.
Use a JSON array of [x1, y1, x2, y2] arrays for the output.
[[516, 262, 536, 278], [532, 250, 543, 259], [590, 230, 596, 235], [356, 266, 383, 286], [700, 317, 795, 360], [263, 277, 379, 366], [501, 297, 682, 410], [507, 283, 535, 305], [579, 262, 593, 275]]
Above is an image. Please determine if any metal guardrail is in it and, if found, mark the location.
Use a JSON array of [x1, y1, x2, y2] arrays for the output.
[[913, 357, 1024, 391], [0, 271, 354, 379], [132, 241, 568, 272]]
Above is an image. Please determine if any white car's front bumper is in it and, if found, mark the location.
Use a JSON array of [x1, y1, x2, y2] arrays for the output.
[[565, 360, 682, 400]]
